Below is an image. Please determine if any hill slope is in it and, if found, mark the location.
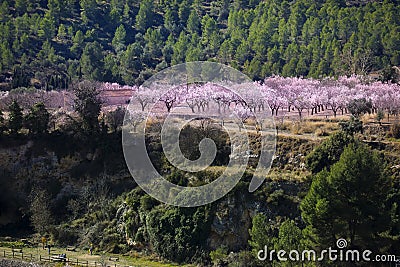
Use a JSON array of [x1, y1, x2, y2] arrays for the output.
[[0, 0, 400, 89]]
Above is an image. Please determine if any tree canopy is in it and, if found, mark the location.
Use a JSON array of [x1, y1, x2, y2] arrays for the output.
[[301, 142, 393, 252], [0, 0, 400, 88]]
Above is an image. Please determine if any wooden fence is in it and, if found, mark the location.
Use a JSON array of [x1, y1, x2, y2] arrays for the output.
[[0, 248, 136, 267]]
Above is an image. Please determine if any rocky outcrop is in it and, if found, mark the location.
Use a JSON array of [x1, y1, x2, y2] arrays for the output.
[[207, 180, 305, 252], [208, 194, 253, 251]]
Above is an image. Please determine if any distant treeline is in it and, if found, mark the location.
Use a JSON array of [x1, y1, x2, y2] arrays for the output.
[[1, 0, 400, 90]]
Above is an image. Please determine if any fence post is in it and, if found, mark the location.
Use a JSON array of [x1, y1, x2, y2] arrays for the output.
[[39, 255, 41, 261], [12, 251, 14, 258], [21, 252, 23, 259], [94, 262, 97, 267], [3, 250, 5, 257], [76, 258, 79, 265]]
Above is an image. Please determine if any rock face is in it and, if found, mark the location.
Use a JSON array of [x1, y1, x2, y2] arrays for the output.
[[207, 180, 305, 252], [208, 194, 253, 252]]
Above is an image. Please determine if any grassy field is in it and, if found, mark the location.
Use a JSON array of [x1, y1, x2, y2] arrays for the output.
[[0, 245, 192, 267]]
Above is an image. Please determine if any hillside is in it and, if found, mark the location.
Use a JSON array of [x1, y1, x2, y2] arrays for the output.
[[0, 114, 399, 265], [1, 0, 400, 266], [1, 0, 400, 90]]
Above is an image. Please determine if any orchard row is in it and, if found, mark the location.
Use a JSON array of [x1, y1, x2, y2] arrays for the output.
[[127, 75, 400, 120]]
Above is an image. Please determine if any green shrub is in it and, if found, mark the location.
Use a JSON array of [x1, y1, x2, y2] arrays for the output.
[[146, 206, 211, 263], [266, 189, 285, 205], [50, 225, 79, 246], [234, 250, 260, 267], [306, 131, 353, 174], [0, 241, 25, 248], [210, 247, 228, 265], [140, 195, 158, 211]]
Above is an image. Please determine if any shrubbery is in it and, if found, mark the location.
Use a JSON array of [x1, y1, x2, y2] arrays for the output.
[[306, 131, 353, 174], [146, 206, 211, 263]]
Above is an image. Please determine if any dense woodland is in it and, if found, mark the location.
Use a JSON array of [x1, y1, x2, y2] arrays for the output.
[[1, 0, 400, 90]]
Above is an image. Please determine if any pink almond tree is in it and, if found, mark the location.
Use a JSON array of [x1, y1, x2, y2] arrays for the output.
[[134, 88, 156, 111]]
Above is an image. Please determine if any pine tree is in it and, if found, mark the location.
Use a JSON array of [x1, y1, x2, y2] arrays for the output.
[[164, 8, 179, 34], [8, 100, 23, 134], [57, 24, 67, 41], [70, 30, 85, 57], [301, 143, 392, 252], [235, 40, 250, 66], [1, 44, 14, 70], [144, 28, 163, 58], [48, 0, 61, 21], [178, 0, 191, 25], [0, 1, 10, 22], [112, 24, 126, 53], [38, 13, 56, 40], [217, 39, 232, 64], [80, 41, 104, 81], [277, 219, 303, 262], [120, 42, 142, 84], [201, 14, 218, 46], [109, 0, 123, 24], [296, 55, 308, 76], [187, 9, 200, 34], [73, 80, 102, 133], [135, 0, 154, 32], [249, 213, 277, 254], [172, 32, 189, 65], [25, 102, 50, 135], [80, 0, 97, 25], [15, 0, 30, 14]]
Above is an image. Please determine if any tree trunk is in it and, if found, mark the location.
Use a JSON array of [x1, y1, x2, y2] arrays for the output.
[[298, 109, 302, 120]]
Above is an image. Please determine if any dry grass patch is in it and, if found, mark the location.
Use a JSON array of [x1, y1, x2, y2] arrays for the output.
[[277, 119, 339, 136]]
